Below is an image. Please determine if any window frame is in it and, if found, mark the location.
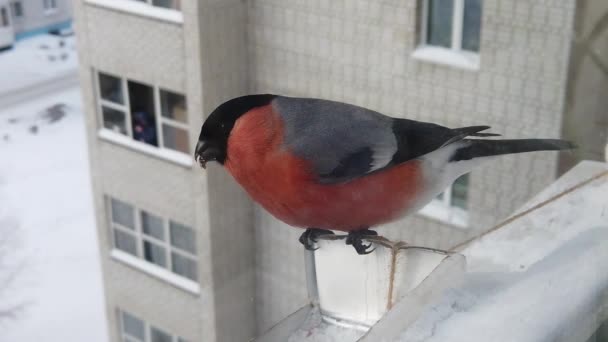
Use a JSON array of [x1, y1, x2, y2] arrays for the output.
[[118, 309, 189, 342], [84, 0, 183, 24], [413, 0, 481, 70], [106, 196, 199, 285], [94, 70, 192, 162]]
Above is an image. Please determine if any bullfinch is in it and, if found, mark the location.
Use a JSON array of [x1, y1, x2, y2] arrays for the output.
[[195, 95, 574, 254]]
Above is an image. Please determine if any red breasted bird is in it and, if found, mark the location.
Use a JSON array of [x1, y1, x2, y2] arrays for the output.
[[195, 95, 574, 254]]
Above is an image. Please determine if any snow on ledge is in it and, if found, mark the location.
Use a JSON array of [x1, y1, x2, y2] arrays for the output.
[[98, 130, 193, 168], [412, 46, 480, 71], [418, 200, 469, 229], [110, 250, 200, 295], [85, 0, 184, 24]]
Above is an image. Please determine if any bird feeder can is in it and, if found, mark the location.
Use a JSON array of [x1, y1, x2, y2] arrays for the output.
[[309, 238, 453, 329]]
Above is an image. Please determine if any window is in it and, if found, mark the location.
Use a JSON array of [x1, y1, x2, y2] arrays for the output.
[[10, 2, 23, 18], [131, 0, 180, 11], [118, 309, 188, 342], [423, 0, 481, 52], [159, 90, 189, 154], [128, 81, 158, 147], [0, 7, 8, 27], [95, 71, 191, 155], [108, 196, 199, 282], [414, 0, 482, 69], [419, 174, 470, 227], [43, 0, 58, 13]]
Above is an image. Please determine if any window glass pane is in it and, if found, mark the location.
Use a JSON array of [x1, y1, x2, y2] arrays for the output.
[[160, 90, 187, 123], [102, 106, 128, 135], [141, 211, 164, 240], [169, 222, 196, 254], [11, 2, 23, 17], [1, 7, 8, 27], [150, 327, 173, 342], [111, 198, 135, 229], [171, 253, 198, 281], [451, 174, 469, 210], [152, 0, 180, 10], [121, 311, 145, 340], [128, 81, 158, 147], [98, 73, 124, 104], [178, 338, 189, 342], [462, 0, 482, 52], [427, 0, 453, 48], [143, 240, 167, 267], [162, 124, 190, 154], [114, 229, 138, 256]]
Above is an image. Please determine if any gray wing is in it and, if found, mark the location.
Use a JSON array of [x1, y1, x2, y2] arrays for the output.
[[273, 96, 398, 184]]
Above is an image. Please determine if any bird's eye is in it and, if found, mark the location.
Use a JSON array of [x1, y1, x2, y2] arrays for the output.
[[220, 123, 225, 129]]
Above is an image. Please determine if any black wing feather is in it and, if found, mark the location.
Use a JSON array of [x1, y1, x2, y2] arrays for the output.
[[389, 120, 494, 166]]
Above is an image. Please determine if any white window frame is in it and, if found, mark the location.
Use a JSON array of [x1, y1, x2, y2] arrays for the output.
[[418, 176, 470, 228], [43, 0, 58, 15], [107, 196, 199, 292], [118, 309, 189, 342], [84, 0, 183, 24], [412, 0, 481, 70], [94, 70, 192, 167], [136, 0, 181, 11]]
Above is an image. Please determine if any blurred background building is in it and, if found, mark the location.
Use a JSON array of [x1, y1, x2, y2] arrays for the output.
[[71, 0, 608, 341], [0, 0, 72, 49]]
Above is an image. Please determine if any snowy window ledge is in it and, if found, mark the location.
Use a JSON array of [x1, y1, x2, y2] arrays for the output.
[[417, 200, 469, 229], [412, 46, 480, 71], [110, 249, 200, 295], [98, 130, 193, 168], [85, 0, 183, 25]]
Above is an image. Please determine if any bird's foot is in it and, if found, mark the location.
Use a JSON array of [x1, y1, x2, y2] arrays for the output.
[[299, 228, 335, 251], [345, 229, 378, 255]]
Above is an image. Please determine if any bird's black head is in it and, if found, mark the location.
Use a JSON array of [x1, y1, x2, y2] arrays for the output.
[[195, 94, 276, 168]]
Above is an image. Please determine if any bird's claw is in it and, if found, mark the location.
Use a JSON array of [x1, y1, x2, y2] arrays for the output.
[[345, 229, 378, 255], [299, 228, 334, 251]]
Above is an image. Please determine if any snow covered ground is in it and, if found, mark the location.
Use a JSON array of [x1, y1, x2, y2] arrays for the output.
[[0, 34, 78, 96], [0, 87, 108, 341]]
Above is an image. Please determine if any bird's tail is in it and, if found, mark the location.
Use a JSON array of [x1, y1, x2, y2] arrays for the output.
[[450, 139, 576, 162]]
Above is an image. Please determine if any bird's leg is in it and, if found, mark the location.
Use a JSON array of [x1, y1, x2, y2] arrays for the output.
[[345, 229, 378, 255], [299, 228, 335, 251]]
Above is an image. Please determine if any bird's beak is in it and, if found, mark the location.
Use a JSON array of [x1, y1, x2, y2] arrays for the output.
[[195, 141, 208, 169], [194, 141, 220, 169]]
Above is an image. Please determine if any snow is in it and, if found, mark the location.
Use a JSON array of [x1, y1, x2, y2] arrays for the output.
[[393, 162, 608, 342], [287, 308, 366, 342], [0, 34, 78, 95], [397, 227, 608, 342], [0, 87, 108, 341], [411, 46, 480, 71]]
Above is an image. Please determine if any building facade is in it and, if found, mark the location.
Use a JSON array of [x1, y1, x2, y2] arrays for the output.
[[1, 0, 72, 45], [73, 0, 608, 340]]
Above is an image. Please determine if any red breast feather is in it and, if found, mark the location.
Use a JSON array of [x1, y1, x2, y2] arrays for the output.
[[224, 105, 424, 232]]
